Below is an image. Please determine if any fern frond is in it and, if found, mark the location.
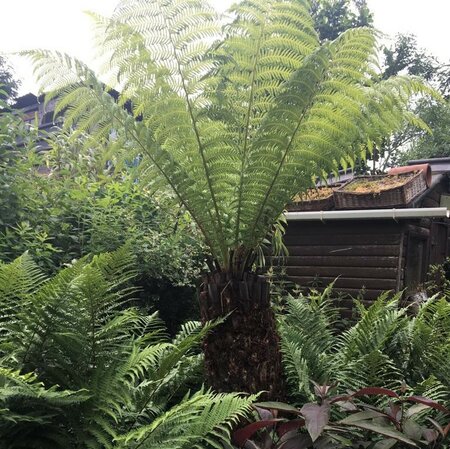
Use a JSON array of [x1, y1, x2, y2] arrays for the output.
[[118, 389, 257, 449], [24, 0, 436, 272]]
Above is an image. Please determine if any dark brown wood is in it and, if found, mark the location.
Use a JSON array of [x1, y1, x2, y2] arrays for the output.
[[396, 231, 405, 291], [283, 234, 401, 246], [429, 221, 449, 265], [338, 298, 388, 311], [285, 255, 398, 267], [286, 266, 398, 279], [286, 244, 400, 257], [199, 272, 283, 399], [287, 221, 401, 235], [289, 276, 398, 289], [405, 224, 430, 238], [404, 231, 428, 293], [332, 288, 389, 300], [303, 286, 390, 300], [282, 211, 450, 304]]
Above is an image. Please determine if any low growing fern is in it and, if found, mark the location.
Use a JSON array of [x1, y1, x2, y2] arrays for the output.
[[279, 287, 450, 406], [0, 250, 254, 448]]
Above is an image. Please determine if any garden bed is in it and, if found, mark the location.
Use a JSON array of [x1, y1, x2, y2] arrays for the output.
[[334, 171, 427, 209], [288, 186, 339, 211]]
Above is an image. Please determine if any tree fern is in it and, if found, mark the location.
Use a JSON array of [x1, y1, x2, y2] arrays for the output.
[[22, 0, 435, 274]]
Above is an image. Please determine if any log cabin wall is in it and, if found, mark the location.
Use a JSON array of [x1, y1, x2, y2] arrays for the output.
[[283, 220, 405, 303], [282, 167, 450, 304], [283, 215, 450, 304]]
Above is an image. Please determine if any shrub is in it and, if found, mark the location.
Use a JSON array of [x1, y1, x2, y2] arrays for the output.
[[233, 385, 450, 448]]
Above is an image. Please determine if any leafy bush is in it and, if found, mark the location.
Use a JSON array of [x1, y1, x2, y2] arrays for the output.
[[0, 129, 206, 283], [279, 286, 450, 406], [0, 99, 39, 232], [0, 248, 255, 448], [233, 385, 450, 448], [0, 128, 206, 331]]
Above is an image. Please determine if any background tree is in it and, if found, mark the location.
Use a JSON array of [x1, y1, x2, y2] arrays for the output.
[[382, 34, 438, 82], [0, 56, 20, 101], [398, 100, 450, 164], [26, 0, 432, 396], [310, 0, 373, 41], [365, 34, 450, 170]]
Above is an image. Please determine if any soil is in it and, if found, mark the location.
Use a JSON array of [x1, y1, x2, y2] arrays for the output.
[[292, 186, 334, 202], [343, 173, 417, 194]]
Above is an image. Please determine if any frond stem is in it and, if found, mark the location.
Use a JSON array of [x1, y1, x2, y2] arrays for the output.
[[160, 9, 228, 266], [233, 17, 267, 256], [108, 107, 219, 260], [250, 74, 325, 246]]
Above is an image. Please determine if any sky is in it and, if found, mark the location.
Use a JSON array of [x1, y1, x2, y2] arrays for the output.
[[1, 0, 449, 95]]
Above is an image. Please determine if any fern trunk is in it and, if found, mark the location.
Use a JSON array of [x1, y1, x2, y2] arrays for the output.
[[199, 272, 284, 398]]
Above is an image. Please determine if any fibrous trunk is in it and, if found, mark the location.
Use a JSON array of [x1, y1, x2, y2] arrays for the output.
[[199, 271, 284, 398]]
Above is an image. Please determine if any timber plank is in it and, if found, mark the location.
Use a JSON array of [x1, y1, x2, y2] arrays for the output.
[[283, 234, 401, 245], [289, 276, 398, 290], [287, 221, 401, 235], [286, 266, 398, 279], [286, 245, 400, 257], [330, 288, 390, 300], [302, 288, 395, 300], [285, 255, 398, 268]]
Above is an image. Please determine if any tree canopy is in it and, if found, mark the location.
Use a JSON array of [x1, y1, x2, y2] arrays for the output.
[[0, 56, 19, 101], [373, 34, 450, 167], [310, 0, 373, 41]]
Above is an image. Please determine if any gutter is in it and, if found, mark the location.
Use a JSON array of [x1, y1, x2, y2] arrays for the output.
[[408, 157, 450, 165], [286, 207, 449, 222]]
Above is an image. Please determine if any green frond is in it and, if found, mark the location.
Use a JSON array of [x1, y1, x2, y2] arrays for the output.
[[119, 389, 257, 449], [279, 287, 449, 403], [25, 0, 436, 272], [0, 253, 47, 352], [334, 350, 403, 392], [279, 287, 340, 400], [0, 249, 224, 448], [337, 293, 403, 360]]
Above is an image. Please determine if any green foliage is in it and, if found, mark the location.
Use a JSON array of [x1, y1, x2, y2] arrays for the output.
[[365, 33, 450, 171], [279, 288, 450, 406], [234, 387, 450, 448], [0, 57, 20, 101], [24, 0, 432, 275], [398, 99, 450, 164], [426, 258, 450, 296], [383, 34, 439, 82], [0, 249, 255, 448], [311, 0, 373, 41], [0, 102, 38, 231], [0, 128, 206, 286]]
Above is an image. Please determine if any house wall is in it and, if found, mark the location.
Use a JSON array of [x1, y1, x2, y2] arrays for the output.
[[283, 176, 450, 304]]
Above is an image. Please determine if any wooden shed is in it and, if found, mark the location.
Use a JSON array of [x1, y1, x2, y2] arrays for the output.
[[283, 159, 450, 304]]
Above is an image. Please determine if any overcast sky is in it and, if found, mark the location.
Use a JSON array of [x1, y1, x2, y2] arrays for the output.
[[1, 0, 449, 95]]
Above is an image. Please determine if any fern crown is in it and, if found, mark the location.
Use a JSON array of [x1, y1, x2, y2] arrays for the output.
[[24, 0, 434, 272]]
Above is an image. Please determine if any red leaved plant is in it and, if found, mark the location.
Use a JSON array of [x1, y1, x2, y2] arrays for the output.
[[233, 383, 450, 449]]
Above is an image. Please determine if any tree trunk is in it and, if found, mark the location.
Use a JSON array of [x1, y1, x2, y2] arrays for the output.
[[199, 271, 284, 399]]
